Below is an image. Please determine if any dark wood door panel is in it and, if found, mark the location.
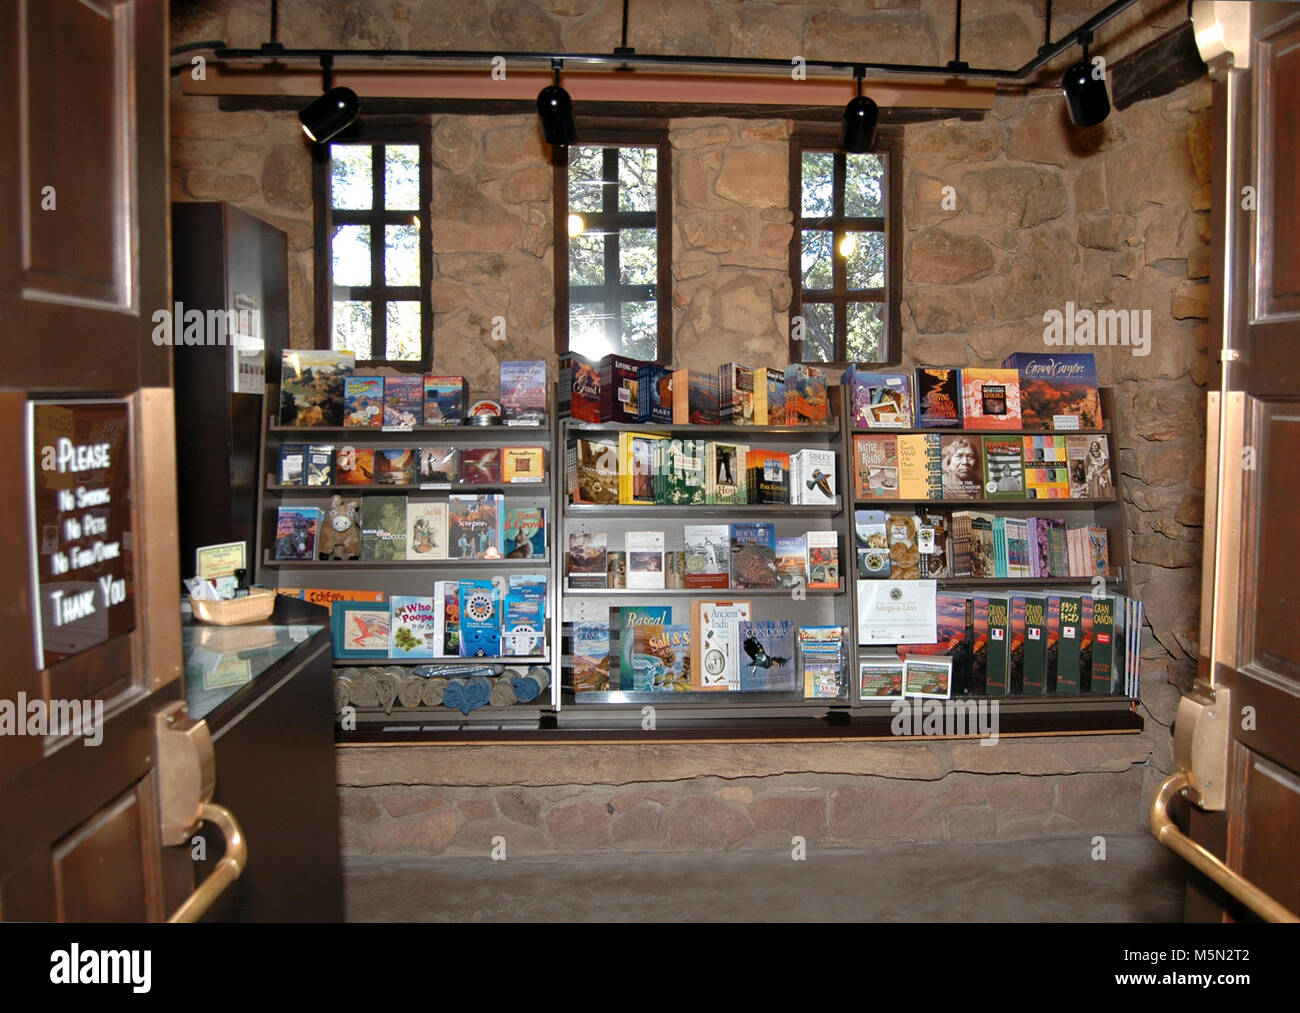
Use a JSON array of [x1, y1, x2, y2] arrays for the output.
[[1254, 14, 1300, 319], [1232, 669, 1300, 778], [1251, 405, 1300, 680], [53, 783, 152, 922], [1229, 749, 1300, 918]]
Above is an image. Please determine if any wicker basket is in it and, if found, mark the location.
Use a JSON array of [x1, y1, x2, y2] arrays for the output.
[[189, 587, 277, 626]]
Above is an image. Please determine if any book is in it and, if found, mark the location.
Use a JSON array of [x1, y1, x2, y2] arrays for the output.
[[1087, 526, 1110, 577], [405, 501, 449, 560], [671, 369, 719, 425], [423, 375, 468, 426], [618, 432, 666, 505], [854, 509, 892, 578], [1055, 594, 1083, 694], [683, 525, 731, 589], [1004, 518, 1032, 578], [359, 496, 406, 560], [1001, 352, 1102, 430], [572, 437, 619, 504], [306, 444, 334, 486], [1067, 435, 1112, 498], [459, 447, 502, 485], [502, 446, 545, 484], [985, 596, 1011, 694], [600, 354, 646, 424], [691, 600, 752, 691], [388, 596, 439, 658], [331, 601, 390, 660], [343, 377, 384, 428], [852, 434, 899, 499], [896, 433, 943, 500], [273, 506, 322, 560], [738, 620, 797, 691], [638, 364, 673, 424], [783, 364, 828, 425], [499, 360, 548, 425], [981, 436, 1025, 498], [791, 447, 836, 505], [278, 444, 306, 486], [637, 624, 691, 691], [435, 580, 460, 656], [799, 625, 847, 698], [628, 623, 672, 690], [706, 442, 746, 505], [729, 522, 778, 589], [806, 530, 839, 590], [719, 362, 757, 424], [1079, 594, 1096, 694], [458, 580, 500, 657], [448, 494, 502, 558], [746, 448, 790, 504], [564, 353, 602, 423], [279, 349, 354, 427], [626, 530, 666, 590], [914, 367, 963, 428], [567, 532, 608, 588], [969, 512, 996, 578], [418, 446, 458, 485], [844, 368, 912, 428], [917, 512, 951, 579], [960, 368, 1021, 430], [619, 606, 673, 691], [1044, 595, 1062, 692], [502, 585, 545, 657], [503, 506, 545, 558], [1088, 596, 1117, 695], [1022, 435, 1070, 498], [662, 439, 707, 505], [571, 622, 611, 693], [940, 435, 983, 499], [775, 535, 808, 590], [765, 369, 786, 425], [1024, 594, 1052, 693], [902, 593, 970, 694], [382, 374, 423, 428], [336, 447, 374, 486], [374, 448, 416, 486]]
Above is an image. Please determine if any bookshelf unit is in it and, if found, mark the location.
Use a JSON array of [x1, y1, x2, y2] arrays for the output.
[[555, 400, 856, 726], [256, 384, 559, 732]]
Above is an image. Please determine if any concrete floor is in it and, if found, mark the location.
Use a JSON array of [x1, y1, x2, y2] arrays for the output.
[[344, 833, 1187, 921]]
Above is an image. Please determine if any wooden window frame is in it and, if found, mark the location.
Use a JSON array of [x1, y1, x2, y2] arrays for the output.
[[312, 119, 433, 366], [552, 123, 673, 363], [788, 124, 903, 367]]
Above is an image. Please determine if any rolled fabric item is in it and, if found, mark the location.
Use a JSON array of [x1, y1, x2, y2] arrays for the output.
[[527, 666, 552, 691], [333, 675, 353, 713], [462, 676, 492, 713], [421, 677, 448, 707], [442, 678, 469, 714], [398, 674, 425, 708], [489, 677, 517, 708], [375, 670, 400, 714], [509, 676, 540, 703], [349, 668, 381, 708]]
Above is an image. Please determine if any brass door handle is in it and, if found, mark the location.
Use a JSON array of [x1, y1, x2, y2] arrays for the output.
[[168, 802, 248, 923], [1150, 771, 1298, 923]]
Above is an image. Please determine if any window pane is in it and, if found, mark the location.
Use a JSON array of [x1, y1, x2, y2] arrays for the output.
[[620, 301, 657, 359], [384, 145, 420, 210], [331, 145, 372, 210], [332, 225, 371, 287], [848, 302, 885, 362], [845, 153, 884, 217], [620, 228, 656, 285], [568, 147, 604, 214], [570, 304, 614, 360], [845, 230, 885, 289], [618, 147, 656, 212], [333, 301, 371, 358], [385, 301, 421, 361], [570, 231, 604, 287], [798, 303, 835, 363], [801, 229, 834, 290], [385, 224, 420, 286], [801, 151, 834, 219]]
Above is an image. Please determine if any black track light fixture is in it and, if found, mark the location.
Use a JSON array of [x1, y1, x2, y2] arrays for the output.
[[299, 55, 359, 143], [841, 66, 879, 154], [537, 59, 577, 147], [1061, 29, 1110, 127]]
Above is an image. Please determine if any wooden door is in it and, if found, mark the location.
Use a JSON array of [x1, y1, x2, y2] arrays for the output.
[[0, 0, 194, 921], [1181, 1, 1300, 921]]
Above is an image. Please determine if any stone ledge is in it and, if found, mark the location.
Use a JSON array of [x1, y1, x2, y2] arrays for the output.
[[337, 734, 1157, 789]]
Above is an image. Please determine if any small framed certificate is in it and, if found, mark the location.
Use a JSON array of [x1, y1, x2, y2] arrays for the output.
[[196, 541, 246, 581]]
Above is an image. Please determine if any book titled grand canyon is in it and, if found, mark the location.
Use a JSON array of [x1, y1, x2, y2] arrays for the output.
[[1002, 353, 1102, 430]]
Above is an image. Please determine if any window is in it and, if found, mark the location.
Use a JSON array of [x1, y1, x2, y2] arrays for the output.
[[789, 128, 902, 365], [313, 123, 432, 363], [554, 130, 672, 362]]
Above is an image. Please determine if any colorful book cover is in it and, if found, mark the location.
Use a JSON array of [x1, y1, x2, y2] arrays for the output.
[[502, 586, 545, 657], [306, 444, 334, 486], [279, 349, 354, 427], [719, 362, 758, 424], [969, 512, 996, 578], [1045, 518, 1068, 575], [359, 496, 406, 560], [775, 535, 808, 590], [381, 374, 423, 428], [852, 434, 899, 499], [1001, 353, 1102, 430], [690, 600, 751, 691], [279, 444, 306, 486], [981, 436, 1025, 499], [683, 525, 730, 589], [896, 433, 942, 500], [637, 365, 673, 424], [855, 509, 892, 578], [405, 501, 449, 560], [682, 369, 719, 425], [663, 439, 707, 505], [970, 596, 991, 695], [746, 448, 790, 504], [766, 370, 786, 426], [458, 580, 500, 657], [901, 593, 969, 695], [960, 368, 1021, 430], [418, 446, 458, 485], [806, 530, 839, 589], [626, 530, 666, 590], [619, 606, 673, 691], [1066, 435, 1112, 498], [599, 354, 645, 424], [1087, 526, 1110, 577], [331, 601, 390, 660], [1079, 594, 1096, 694], [272, 506, 322, 560], [729, 522, 778, 589], [1022, 434, 1070, 498], [566, 354, 602, 423], [799, 625, 846, 699], [567, 532, 607, 588], [792, 448, 836, 506], [499, 360, 548, 425], [914, 367, 963, 428], [423, 375, 468, 426], [573, 437, 618, 504], [448, 494, 502, 558], [940, 435, 983, 499], [388, 596, 439, 658], [502, 446, 545, 484], [460, 447, 502, 485], [1044, 595, 1062, 693], [336, 447, 375, 486], [374, 448, 416, 486], [738, 620, 796, 692], [641, 624, 691, 690], [343, 377, 384, 428], [846, 368, 912, 428], [503, 506, 545, 558], [572, 622, 611, 693], [783, 365, 828, 425], [618, 432, 666, 505], [707, 442, 745, 505]]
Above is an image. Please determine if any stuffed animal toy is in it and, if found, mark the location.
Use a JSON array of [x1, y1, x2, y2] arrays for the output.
[[319, 495, 361, 560]]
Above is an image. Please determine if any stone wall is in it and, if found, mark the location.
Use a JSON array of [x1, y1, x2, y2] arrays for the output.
[[170, 0, 1207, 853]]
